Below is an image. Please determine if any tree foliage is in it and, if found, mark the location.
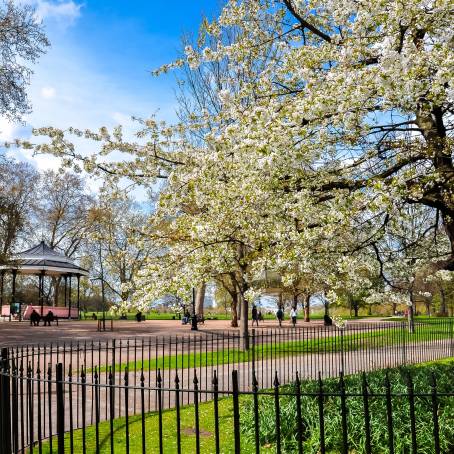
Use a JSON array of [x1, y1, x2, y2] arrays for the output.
[[0, 0, 49, 121], [23, 0, 454, 314]]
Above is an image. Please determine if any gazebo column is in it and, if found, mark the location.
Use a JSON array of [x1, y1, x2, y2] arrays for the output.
[[12, 269, 17, 315], [39, 271, 45, 317], [77, 275, 80, 318], [68, 274, 72, 319], [0, 270, 4, 307], [64, 275, 68, 307]]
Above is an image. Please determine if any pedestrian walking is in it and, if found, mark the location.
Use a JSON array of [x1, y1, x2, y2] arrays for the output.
[[252, 304, 259, 326], [276, 306, 284, 327], [290, 307, 297, 327]]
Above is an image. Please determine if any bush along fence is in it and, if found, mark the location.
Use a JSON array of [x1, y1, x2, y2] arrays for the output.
[[0, 319, 453, 453]]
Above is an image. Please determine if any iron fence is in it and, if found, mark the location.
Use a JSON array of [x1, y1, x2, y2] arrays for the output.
[[1, 355, 454, 453], [0, 319, 453, 453]]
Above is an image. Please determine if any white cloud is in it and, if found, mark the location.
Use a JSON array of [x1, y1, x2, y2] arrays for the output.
[[20, 147, 62, 172], [0, 118, 20, 141], [20, 1, 82, 25], [40, 86, 56, 99]]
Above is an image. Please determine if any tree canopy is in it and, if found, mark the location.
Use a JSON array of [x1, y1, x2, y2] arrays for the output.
[[22, 0, 454, 318]]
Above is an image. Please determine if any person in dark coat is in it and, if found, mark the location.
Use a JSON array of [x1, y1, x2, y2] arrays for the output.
[[43, 311, 55, 326], [30, 310, 41, 326], [324, 314, 333, 326], [276, 307, 284, 327], [251, 305, 259, 326]]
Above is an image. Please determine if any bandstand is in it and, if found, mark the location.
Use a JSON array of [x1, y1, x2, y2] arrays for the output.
[[0, 241, 89, 320]]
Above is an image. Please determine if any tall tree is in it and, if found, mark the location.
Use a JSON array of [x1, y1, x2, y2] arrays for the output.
[[87, 188, 151, 305], [33, 170, 94, 304], [0, 160, 38, 259], [34, 170, 94, 256]]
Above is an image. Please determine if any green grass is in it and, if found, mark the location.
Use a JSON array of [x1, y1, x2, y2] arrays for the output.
[[94, 322, 453, 373], [40, 395, 270, 454], [40, 358, 454, 454], [240, 359, 454, 453], [385, 316, 454, 323]]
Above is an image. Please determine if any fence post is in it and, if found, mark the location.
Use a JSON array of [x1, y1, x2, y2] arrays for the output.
[[431, 373, 441, 454], [384, 373, 394, 454], [193, 370, 200, 454], [0, 348, 4, 452], [401, 322, 407, 365], [56, 363, 65, 454], [406, 372, 417, 454], [1, 347, 12, 454], [232, 370, 241, 454], [274, 371, 281, 454], [361, 373, 372, 454], [212, 371, 220, 454], [251, 329, 256, 381], [295, 372, 303, 454], [449, 317, 453, 358]]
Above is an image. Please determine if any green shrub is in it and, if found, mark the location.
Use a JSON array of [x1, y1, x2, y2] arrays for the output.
[[240, 363, 454, 453]]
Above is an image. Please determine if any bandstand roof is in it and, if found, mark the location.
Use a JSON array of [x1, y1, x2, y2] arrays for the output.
[[0, 241, 89, 276]]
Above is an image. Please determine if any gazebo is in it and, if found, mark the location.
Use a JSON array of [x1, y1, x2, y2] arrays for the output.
[[0, 241, 89, 320]]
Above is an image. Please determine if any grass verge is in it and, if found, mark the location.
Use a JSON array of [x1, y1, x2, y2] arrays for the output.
[[95, 322, 453, 373], [40, 358, 454, 454]]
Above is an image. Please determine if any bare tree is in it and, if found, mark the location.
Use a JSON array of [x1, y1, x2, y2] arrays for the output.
[[0, 159, 38, 260], [34, 170, 94, 256], [33, 170, 94, 304], [86, 190, 151, 306]]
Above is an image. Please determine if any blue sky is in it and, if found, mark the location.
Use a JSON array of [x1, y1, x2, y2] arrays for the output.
[[2, 0, 220, 171]]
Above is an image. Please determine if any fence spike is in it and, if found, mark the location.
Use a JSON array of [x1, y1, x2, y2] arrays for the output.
[[274, 370, 280, 388]]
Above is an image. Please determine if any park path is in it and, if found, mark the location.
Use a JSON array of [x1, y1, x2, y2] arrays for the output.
[[11, 336, 453, 451]]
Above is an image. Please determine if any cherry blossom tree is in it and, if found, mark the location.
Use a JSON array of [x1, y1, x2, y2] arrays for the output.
[[19, 0, 454, 336]]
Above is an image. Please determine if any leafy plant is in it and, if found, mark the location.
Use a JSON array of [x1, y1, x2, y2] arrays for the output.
[[240, 362, 454, 453]]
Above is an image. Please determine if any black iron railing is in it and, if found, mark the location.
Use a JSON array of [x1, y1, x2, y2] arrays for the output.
[[0, 319, 453, 453]]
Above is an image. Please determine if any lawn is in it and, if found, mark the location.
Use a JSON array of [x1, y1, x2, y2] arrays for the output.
[[40, 358, 454, 454], [40, 395, 268, 454], [385, 316, 454, 323], [95, 321, 453, 373]]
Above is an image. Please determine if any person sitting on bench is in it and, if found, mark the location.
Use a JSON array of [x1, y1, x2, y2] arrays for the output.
[[43, 310, 55, 326], [323, 314, 333, 326], [30, 310, 41, 326]]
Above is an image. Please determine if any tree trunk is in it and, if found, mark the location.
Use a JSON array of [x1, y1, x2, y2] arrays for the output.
[[195, 283, 206, 317], [292, 294, 298, 310], [392, 302, 397, 316], [353, 301, 359, 318], [416, 107, 454, 271], [304, 294, 310, 322], [408, 291, 415, 334], [230, 292, 239, 327], [239, 292, 249, 350], [324, 300, 329, 317], [440, 287, 448, 316]]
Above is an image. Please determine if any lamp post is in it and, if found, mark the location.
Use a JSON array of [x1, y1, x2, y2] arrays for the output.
[[191, 287, 198, 331]]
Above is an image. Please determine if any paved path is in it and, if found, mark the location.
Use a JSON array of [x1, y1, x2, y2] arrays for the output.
[[0, 317, 389, 346]]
